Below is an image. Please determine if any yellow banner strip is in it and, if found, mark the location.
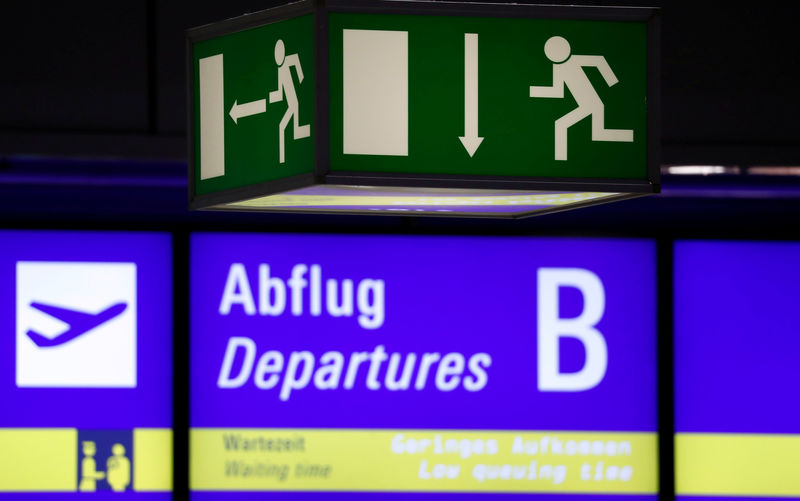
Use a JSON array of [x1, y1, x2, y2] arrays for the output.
[[133, 428, 173, 491], [190, 428, 657, 493], [0, 428, 77, 491], [676, 433, 800, 496], [0, 428, 171, 492]]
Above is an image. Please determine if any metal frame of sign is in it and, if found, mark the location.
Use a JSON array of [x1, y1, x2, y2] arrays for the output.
[[187, 0, 661, 218]]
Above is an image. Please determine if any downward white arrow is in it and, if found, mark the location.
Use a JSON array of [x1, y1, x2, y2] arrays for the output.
[[459, 33, 484, 157], [229, 99, 267, 124]]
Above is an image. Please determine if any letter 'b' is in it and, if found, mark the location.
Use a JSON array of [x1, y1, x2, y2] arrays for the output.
[[537, 268, 607, 391]]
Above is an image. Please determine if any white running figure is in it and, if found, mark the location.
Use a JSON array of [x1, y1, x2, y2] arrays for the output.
[[529, 36, 633, 161], [269, 39, 311, 164]]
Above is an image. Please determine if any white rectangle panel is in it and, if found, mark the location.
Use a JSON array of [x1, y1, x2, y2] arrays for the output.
[[343, 29, 408, 156], [199, 54, 225, 180]]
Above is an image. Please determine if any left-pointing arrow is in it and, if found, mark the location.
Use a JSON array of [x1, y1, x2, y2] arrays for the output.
[[229, 99, 267, 124]]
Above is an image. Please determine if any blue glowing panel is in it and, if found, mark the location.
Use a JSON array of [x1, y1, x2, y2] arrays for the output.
[[675, 241, 800, 500], [0, 230, 172, 498], [190, 233, 657, 499]]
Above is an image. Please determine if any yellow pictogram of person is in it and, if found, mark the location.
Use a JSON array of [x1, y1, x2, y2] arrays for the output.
[[78, 441, 105, 492], [106, 443, 131, 492]]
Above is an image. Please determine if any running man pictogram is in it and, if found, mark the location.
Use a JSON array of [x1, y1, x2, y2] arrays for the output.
[[269, 39, 311, 164], [529, 36, 633, 161]]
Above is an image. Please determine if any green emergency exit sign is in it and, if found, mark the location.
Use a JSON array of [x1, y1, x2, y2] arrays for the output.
[[188, 1, 660, 218], [192, 14, 314, 196]]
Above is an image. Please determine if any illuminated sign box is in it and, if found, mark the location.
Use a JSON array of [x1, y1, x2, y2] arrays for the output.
[[0, 231, 173, 498], [187, 0, 660, 218], [190, 233, 657, 498], [674, 241, 800, 499]]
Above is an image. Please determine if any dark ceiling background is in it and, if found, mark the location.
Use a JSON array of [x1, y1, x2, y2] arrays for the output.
[[0, 1, 799, 234], [3, 6, 792, 499], [2, 1, 799, 162]]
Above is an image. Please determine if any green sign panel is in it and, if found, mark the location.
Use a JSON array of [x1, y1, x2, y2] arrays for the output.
[[329, 14, 647, 179], [188, 1, 658, 217], [192, 14, 314, 196]]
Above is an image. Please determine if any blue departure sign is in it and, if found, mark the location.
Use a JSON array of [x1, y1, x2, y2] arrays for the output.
[[190, 233, 657, 498], [0, 231, 173, 498]]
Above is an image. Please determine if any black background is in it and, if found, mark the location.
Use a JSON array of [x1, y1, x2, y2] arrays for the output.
[[1, 1, 799, 235], [1, 2, 798, 499], [2, 1, 799, 161]]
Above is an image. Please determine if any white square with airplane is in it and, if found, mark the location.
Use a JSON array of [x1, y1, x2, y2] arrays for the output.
[[16, 261, 137, 388]]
